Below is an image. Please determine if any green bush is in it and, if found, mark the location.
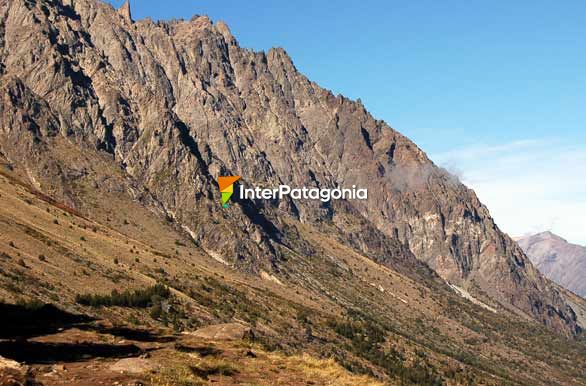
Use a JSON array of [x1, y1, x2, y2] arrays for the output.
[[16, 298, 45, 310], [75, 283, 171, 308], [150, 303, 163, 320]]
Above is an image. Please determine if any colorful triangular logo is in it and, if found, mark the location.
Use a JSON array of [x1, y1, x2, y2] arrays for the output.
[[217, 176, 241, 208]]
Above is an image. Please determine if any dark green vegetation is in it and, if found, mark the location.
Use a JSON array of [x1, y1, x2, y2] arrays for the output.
[[328, 317, 443, 386], [75, 283, 170, 308]]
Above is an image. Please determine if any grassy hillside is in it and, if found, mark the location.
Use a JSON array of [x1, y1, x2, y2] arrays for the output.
[[0, 160, 585, 385]]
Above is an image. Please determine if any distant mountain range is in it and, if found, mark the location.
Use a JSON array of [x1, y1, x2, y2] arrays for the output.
[[517, 232, 586, 298]]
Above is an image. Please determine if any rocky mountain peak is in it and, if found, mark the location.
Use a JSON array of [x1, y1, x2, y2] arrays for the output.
[[215, 20, 235, 44], [118, 0, 132, 23], [0, 0, 583, 336], [537, 231, 566, 241], [518, 232, 586, 297]]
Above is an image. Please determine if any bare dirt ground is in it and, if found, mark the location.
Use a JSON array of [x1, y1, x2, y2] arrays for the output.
[[0, 321, 384, 386]]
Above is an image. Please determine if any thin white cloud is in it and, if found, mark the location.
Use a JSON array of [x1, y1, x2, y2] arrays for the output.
[[436, 139, 546, 161], [432, 139, 586, 246]]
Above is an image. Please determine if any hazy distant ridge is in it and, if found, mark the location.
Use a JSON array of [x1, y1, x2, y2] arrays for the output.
[[517, 232, 586, 297]]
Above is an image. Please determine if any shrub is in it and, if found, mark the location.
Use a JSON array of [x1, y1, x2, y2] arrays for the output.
[[53, 219, 59, 225], [16, 298, 45, 310], [190, 360, 238, 379], [38, 254, 47, 262], [150, 303, 163, 320], [75, 283, 171, 308], [9, 241, 16, 248], [296, 309, 312, 324]]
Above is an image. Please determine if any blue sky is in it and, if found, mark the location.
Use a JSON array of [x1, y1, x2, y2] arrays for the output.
[[107, 0, 586, 244]]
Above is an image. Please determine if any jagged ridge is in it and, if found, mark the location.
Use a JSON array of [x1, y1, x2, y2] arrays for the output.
[[0, 0, 583, 336]]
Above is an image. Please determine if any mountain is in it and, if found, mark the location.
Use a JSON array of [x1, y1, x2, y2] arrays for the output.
[[517, 231, 586, 298], [0, 0, 585, 384]]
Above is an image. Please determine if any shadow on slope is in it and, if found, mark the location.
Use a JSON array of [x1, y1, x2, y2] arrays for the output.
[[0, 302, 160, 364], [0, 302, 93, 340], [0, 340, 142, 364]]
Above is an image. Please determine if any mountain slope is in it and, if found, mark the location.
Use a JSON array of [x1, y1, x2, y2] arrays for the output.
[[0, 0, 585, 376], [517, 232, 586, 298], [2, 152, 586, 385], [0, 0, 582, 337]]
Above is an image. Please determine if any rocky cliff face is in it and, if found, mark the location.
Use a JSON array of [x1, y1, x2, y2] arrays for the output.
[[0, 0, 582, 335], [517, 232, 586, 298]]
